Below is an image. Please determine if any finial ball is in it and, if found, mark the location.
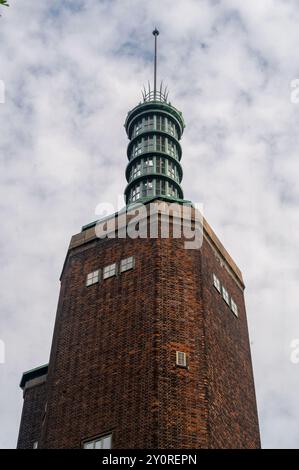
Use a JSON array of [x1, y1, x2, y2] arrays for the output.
[[152, 28, 159, 36]]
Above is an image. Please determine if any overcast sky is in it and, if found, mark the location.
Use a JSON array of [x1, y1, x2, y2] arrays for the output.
[[1, 0, 299, 449]]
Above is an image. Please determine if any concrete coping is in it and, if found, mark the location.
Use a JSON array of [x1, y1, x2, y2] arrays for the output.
[[65, 199, 244, 288], [20, 364, 48, 390]]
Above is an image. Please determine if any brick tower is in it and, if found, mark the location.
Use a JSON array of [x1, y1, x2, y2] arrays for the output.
[[17, 31, 260, 449]]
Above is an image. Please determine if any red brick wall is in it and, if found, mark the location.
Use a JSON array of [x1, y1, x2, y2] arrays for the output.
[[17, 381, 46, 449], [202, 238, 260, 448], [154, 237, 209, 448], [40, 236, 161, 449], [18, 217, 260, 449]]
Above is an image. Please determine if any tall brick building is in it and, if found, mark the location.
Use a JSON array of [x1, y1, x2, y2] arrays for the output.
[[17, 31, 260, 449]]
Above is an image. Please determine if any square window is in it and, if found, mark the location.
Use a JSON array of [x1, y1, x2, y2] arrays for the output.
[[83, 434, 112, 449], [213, 273, 221, 293], [168, 165, 175, 178], [131, 185, 140, 201], [222, 286, 230, 305], [120, 256, 134, 273], [176, 351, 187, 368], [86, 270, 100, 286], [103, 263, 116, 279], [231, 298, 238, 317]]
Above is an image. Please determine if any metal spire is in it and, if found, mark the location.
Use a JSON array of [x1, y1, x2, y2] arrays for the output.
[[152, 28, 159, 100]]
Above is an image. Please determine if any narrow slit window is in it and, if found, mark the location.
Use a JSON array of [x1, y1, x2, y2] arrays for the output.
[[222, 286, 230, 305], [213, 273, 221, 293], [83, 434, 112, 449], [231, 298, 238, 317]]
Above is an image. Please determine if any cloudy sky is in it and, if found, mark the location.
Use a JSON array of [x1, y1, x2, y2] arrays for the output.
[[0, 0, 299, 449]]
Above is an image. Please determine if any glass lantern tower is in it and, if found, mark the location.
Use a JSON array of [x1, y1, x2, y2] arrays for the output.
[[124, 30, 186, 205]]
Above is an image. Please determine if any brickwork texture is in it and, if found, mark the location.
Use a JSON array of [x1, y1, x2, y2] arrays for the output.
[[17, 213, 260, 449]]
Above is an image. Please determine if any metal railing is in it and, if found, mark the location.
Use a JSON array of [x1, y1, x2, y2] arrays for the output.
[[142, 89, 169, 103], [141, 82, 169, 103]]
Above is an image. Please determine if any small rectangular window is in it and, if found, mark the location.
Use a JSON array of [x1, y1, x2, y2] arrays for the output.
[[103, 263, 116, 279], [176, 351, 187, 368], [83, 434, 112, 449], [120, 256, 134, 273], [86, 270, 100, 286], [213, 273, 221, 293], [231, 298, 238, 317], [222, 286, 230, 305], [33, 441, 38, 449]]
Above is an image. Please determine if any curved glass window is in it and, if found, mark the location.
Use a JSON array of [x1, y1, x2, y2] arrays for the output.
[[156, 115, 165, 131], [133, 140, 142, 157], [130, 162, 141, 181], [167, 184, 178, 198], [167, 119, 177, 138], [143, 157, 154, 174], [156, 156, 166, 175], [167, 139, 177, 158], [156, 180, 166, 196], [144, 115, 154, 131], [129, 156, 180, 183], [142, 179, 154, 197], [156, 135, 166, 152], [134, 121, 142, 136], [143, 136, 154, 152], [129, 178, 179, 203], [131, 134, 179, 160], [131, 185, 141, 201], [132, 114, 178, 139], [168, 161, 176, 179]]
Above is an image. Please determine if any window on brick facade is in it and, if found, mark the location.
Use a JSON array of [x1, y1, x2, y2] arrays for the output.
[[213, 273, 221, 293], [222, 286, 230, 305], [33, 441, 38, 449], [176, 351, 187, 368], [231, 298, 238, 317], [86, 270, 100, 286], [120, 256, 134, 273], [156, 156, 166, 174], [132, 162, 141, 180], [83, 434, 112, 449], [103, 263, 116, 279]]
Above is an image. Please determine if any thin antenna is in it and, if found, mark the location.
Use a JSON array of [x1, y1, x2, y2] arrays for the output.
[[152, 28, 159, 100]]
